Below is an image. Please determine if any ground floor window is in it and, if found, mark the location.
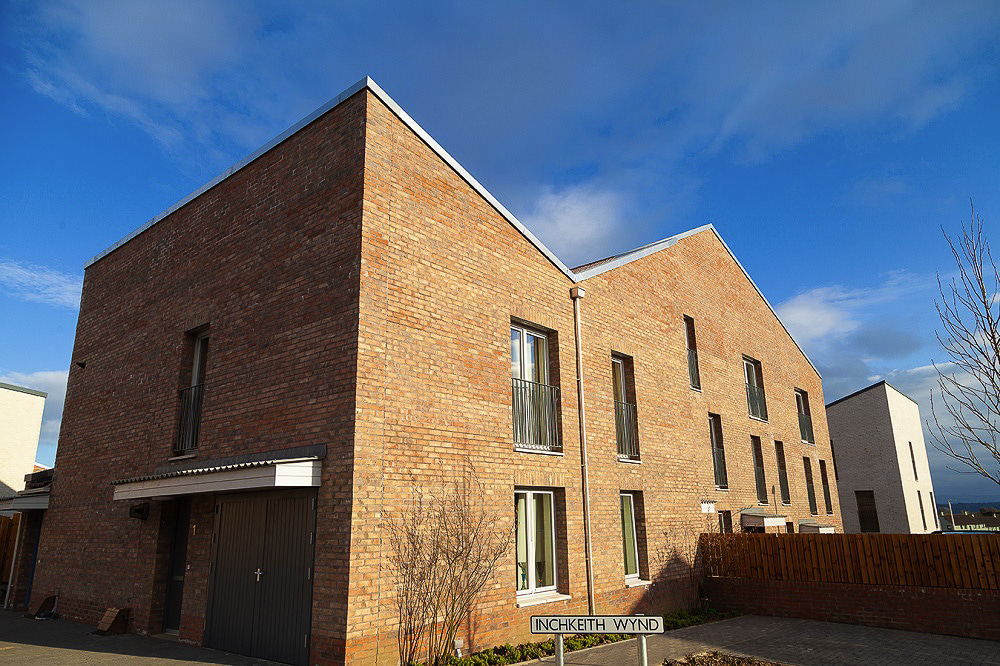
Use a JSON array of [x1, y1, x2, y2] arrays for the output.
[[515, 489, 557, 594], [620, 493, 640, 579], [718, 510, 733, 533]]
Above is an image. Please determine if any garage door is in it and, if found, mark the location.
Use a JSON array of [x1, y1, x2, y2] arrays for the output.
[[204, 489, 316, 665]]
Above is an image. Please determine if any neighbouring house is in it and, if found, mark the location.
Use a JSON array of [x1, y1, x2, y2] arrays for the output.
[[826, 380, 938, 534], [28, 77, 842, 666], [0, 467, 52, 609], [0, 382, 46, 498], [940, 508, 1000, 532]]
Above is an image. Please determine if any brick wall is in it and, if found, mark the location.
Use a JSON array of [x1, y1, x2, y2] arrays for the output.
[[707, 577, 1000, 641]]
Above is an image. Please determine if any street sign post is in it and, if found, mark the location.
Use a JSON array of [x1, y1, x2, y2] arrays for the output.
[[530, 615, 664, 666]]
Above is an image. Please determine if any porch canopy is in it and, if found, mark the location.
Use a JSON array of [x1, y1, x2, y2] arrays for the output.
[[740, 508, 786, 529], [111, 444, 324, 501]]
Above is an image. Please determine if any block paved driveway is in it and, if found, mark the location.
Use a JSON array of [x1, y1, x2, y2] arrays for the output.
[[535, 615, 1000, 665], [0, 610, 280, 665]]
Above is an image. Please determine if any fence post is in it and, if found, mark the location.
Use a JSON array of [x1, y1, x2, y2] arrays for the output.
[[637, 634, 647, 666]]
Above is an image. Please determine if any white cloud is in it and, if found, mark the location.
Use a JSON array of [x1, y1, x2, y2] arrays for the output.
[[0, 260, 82, 309], [521, 184, 631, 267], [0, 370, 69, 467]]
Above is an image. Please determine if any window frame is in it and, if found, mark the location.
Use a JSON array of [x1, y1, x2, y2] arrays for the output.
[[917, 490, 927, 531], [803, 457, 819, 516], [775, 440, 791, 505], [684, 315, 701, 390], [744, 357, 768, 421], [620, 492, 641, 580], [510, 324, 550, 385], [819, 459, 834, 515], [751, 436, 768, 505], [909, 441, 918, 480], [514, 489, 558, 596], [709, 413, 728, 489]]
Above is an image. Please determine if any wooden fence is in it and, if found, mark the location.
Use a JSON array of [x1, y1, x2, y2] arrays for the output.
[[700, 532, 1000, 590], [0, 514, 21, 585]]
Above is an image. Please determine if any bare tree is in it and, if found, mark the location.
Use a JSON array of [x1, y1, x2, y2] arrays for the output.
[[384, 466, 514, 666], [931, 205, 1000, 487]]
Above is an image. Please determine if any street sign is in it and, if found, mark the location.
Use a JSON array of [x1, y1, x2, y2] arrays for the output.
[[530, 614, 664, 635]]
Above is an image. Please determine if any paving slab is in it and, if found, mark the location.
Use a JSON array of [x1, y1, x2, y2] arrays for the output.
[[534, 615, 1000, 665], [0, 610, 279, 665]]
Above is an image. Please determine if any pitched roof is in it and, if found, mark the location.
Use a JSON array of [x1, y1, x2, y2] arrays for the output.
[[83, 77, 818, 375], [826, 379, 918, 410]]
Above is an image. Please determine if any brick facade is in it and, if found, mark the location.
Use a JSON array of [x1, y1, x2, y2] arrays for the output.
[[31, 81, 841, 665]]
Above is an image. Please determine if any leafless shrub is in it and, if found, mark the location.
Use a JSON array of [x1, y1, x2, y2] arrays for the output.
[[384, 466, 514, 665], [931, 205, 1000, 487]]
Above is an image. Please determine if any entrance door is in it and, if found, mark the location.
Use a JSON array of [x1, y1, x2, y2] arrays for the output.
[[164, 498, 191, 632], [205, 490, 316, 666]]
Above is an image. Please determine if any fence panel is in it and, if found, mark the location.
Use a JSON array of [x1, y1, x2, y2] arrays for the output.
[[700, 532, 1000, 590]]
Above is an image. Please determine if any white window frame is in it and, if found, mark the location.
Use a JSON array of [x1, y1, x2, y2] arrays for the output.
[[192, 330, 209, 386], [515, 489, 558, 596], [620, 492, 640, 580], [511, 324, 549, 384]]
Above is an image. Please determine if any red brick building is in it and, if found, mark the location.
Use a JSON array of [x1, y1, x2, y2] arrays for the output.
[[26, 78, 841, 665]]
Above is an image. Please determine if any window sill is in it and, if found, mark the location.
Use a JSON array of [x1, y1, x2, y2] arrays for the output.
[[515, 591, 572, 608], [690, 386, 702, 393], [749, 415, 769, 423], [514, 447, 564, 457], [715, 486, 729, 492], [617, 457, 642, 465], [168, 453, 197, 462], [781, 502, 791, 507], [625, 578, 652, 588]]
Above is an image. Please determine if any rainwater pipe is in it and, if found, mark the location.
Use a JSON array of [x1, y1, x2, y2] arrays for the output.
[[570, 285, 596, 615]]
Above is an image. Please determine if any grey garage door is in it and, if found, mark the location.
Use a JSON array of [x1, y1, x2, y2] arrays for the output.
[[205, 489, 317, 666]]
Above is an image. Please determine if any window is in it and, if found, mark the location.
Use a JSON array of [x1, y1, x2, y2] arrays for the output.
[[612, 354, 639, 461], [620, 493, 645, 580], [511, 324, 560, 452], [176, 329, 209, 455], [718, 510, 733, 534], [709, 414, 728, 489], [819, 460, 833, 515], [917, 490, 927, 531], [744, 357, 768, 420], [785, 522, 795, 533], [930, 492, 939, 529], [751, 436, 768, 504], [515, 490, 557, 595], [774, 441, 790, 504], [803, 457, 818, 515], [684, 316, 701, 390], [856, 490, 881, 533], [795, 389, 814, 444], [830, 439, 839, 480], [909, 442, 918, 480]]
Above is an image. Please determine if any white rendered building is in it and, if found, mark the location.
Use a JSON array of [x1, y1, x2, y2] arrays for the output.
[[0, 382, 46, 496], [826, 380, 938, 534]]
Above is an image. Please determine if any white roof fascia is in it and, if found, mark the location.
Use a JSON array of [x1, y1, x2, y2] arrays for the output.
[[84, 77, 577, 280]]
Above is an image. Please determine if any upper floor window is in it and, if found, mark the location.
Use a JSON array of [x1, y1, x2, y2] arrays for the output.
[[856, 490, 881, 533], [511, 324, 560, 452], [751, 436, 768, 504], [515, 489, 558, 595], [803, 457, 819, 515], [819, 460, 833, 515], [795, 389, 814, 444], [709, 413, 728, 489], [684, 316, 701, 390], [175, 329, 208, 455], [908, 441, 918, 480], [744, 357, 768, 421], [775, 440, 791, 505], [917, 490, 927, 531], [612, 354, 640, 461], [930, 492, 939, 529]]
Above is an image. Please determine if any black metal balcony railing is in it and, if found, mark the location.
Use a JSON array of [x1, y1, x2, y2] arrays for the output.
[[512, 378, 561, 452], [806, 479, 819, 515], [712, 447, 728, 488], [615, 400, 640, 460], [778, 467, 791, 504], [754, 465, 768, 504], [687, 349, 701, 389], [175, 383, 205, 455], [798, 412, 815, 444], [746, 383, 768, 420]]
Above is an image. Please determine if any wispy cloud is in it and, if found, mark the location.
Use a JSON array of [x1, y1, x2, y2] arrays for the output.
[[0, 370, 69, 467], [0, 260, 82, 309], [521, 184, 631, 267]]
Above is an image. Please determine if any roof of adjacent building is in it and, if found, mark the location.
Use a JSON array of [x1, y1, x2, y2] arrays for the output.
[[0, 382, 47, 398], [81, 77, 819, 376], [825, 379, 918, 410]]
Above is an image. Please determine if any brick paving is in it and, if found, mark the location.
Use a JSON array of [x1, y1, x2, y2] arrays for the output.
[[535, 615, 1000, 665]]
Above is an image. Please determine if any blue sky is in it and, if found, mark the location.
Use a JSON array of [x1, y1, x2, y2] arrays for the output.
[[2, 1, 1000, 502]]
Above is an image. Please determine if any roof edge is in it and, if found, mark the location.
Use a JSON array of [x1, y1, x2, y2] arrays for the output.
[[0, 382, 48, 398], [826, 379, 917, 410], [84, 77, 577, 280]]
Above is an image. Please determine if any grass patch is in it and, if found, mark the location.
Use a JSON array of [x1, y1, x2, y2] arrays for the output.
[[411, 607, 742, 665]]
